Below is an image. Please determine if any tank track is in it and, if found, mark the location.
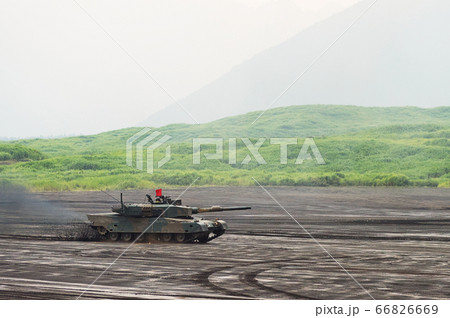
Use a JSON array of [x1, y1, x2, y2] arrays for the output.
[[94, 227, 225, 244]]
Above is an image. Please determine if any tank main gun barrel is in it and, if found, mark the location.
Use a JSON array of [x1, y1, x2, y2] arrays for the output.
[[192, 206, 251, 214]]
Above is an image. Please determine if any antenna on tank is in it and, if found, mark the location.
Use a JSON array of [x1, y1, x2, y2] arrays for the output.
[[100, 190, 121, 203]]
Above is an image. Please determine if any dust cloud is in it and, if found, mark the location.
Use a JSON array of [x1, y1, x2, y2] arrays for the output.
[[0, 187, 94, 239]]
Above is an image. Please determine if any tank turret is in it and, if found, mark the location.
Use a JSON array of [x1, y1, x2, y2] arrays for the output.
[[87, 189, 251, 243]]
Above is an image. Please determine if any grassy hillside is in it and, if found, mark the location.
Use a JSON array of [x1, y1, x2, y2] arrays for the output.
[[1, 105, 449, 191], [0, 144, 44, 161], [11, 105, 450, 155]]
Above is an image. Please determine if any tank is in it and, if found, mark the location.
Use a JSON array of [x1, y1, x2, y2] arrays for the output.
[[87, 189, 251, 243]]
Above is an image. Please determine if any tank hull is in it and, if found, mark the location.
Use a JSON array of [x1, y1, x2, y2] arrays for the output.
[[87, 213, 228, 243]]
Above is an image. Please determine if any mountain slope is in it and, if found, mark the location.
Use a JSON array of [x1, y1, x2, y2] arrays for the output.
[[142, 0, 450, 126], [2, 105, 449, 190], [11, 105, 450, 155]]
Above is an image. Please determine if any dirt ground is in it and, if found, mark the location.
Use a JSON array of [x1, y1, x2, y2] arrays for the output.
[[0, 186, 448, 299]]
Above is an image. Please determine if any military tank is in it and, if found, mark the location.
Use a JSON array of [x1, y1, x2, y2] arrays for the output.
[[87, 189, 250, 243]]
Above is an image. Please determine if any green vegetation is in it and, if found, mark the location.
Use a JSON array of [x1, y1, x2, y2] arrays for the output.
[[0, 144, 44, 161], [0, 105, 448, 191]]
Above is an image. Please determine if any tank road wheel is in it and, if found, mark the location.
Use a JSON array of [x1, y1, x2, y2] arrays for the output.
[[144, 234, 158, 243], [174, 233, 186, 243], [108, 232, 119, 241], [97, 227, 107, 236], [160, 233, 172, 243], [122, 233, 133, 242]]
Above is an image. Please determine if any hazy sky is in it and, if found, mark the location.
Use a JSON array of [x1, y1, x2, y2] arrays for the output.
[[0, 0, 360, 138]]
